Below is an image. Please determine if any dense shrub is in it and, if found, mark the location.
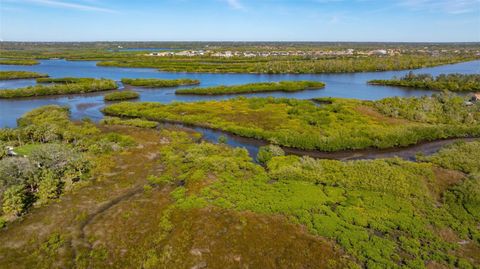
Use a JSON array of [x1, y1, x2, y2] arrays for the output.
[[0, 59, 39, 65], [104, 90, 139, 101], [373, 93, 480, 124], [152, 134, 478, 268], [0, 78, 118, 98], [104, 95, 480, 151], [98, 55, 476, 74], [176, 81, 325, 95], [369, 72, 480, 92], [121, 78, 200, 87], [0, 71, 48, 80], [257, 145, 285, 164], [100, 116, 158, 128], [418, 140, 480, 174], [0, 105, 137, 218]]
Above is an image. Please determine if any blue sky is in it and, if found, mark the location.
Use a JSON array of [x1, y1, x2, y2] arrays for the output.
[[1, 0, 479, 42]]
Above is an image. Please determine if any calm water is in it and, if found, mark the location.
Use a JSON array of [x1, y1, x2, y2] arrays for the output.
[[1, 59, 479, 128]]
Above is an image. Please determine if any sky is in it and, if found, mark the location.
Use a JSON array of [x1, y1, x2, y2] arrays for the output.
[[0, 0, 479, 42]]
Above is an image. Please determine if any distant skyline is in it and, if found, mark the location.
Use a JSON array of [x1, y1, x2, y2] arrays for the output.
[[1, 0, 479, 42]]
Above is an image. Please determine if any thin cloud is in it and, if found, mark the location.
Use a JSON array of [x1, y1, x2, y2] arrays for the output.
[[224, 0, 245, 10], [398, 0, 480, 14], [15, 0, 117, 13]]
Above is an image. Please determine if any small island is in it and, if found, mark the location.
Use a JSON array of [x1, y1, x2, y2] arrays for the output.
[[175, 81, 325, 95], [0, 71, 48, 80], [104, 93, 480, 151], [104, 90, 140, 101], [0, 78, 118, 98], [36, 77, 96, 83], [121, 78, 200, 88], [368, 72, 480, 92], [0, 59, 39, 65]]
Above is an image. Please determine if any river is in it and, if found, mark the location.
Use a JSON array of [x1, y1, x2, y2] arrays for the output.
[[0, 59, 478, 159]]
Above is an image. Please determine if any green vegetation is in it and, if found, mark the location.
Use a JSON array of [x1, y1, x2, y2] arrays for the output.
[[0, 59, 39, 65], [36, 77, 96, 83], [373, 93, 480, 124], [121, 78, 200, 87], [369, 72, 480, 92], [0, 71, 48, 80], [104, 94, 480, 151], [0, 78, 117, 98], [257, 144, 285, 164], [99, 55, 476, 74], [146, 134, 479, 268], [419, 140, 480, 174], [0, 107, 479, 268], [0, 106, 136, 220], [100, 116, 158, 128], [175, 81, 325, 95], [104, 90, 139, 101]]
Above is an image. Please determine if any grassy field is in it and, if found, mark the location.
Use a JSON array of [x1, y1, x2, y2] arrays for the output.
[[0, 78, 118, 98], [0, 71, 48, 80], [103, 94, 480, 151], [121, 78, 200, 87], [369, 73, 480, 92], [175, 81, 325, 95]]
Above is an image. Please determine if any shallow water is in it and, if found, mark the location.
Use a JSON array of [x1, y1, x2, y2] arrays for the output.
[[161, 122, 478, 161], [0, 59, 478, 129]]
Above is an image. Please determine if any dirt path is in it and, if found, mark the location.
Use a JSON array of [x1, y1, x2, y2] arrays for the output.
[[0, 126, 165, 268]]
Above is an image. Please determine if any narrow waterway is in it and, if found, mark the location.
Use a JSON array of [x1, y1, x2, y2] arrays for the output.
[[1, 59, 478, 128], [1, 59, 478, 160]]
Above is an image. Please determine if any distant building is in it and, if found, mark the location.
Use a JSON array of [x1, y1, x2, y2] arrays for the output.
[[371, 49, 387, 55]]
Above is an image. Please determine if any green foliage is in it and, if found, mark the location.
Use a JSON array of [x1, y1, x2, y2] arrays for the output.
[[374, 93, 480, 124], [175, 81, 325, 95], [40, 233, 65, 254], [14, 143, 43, 156], [0, 59, 39, 65], [89, 133, 137, 153], [369, 72, 480, 92], [104, 95, 480, 151], [0, 216, 6, 228], [217, 135, 227, 144], [104, 90, 139, 101], [121, 78, 200, 87], [0, 106, 137, 218], [36, 77, 96, 83], [147, 175, 173, 185], [443, 176, 480, 241], [100, 116, 158, 128], [155, 137, 478, 268], [37, 171, 61, 204], [257, 144, 285, 164], [0, 71, 48, 80], [98, 55, 476, 74], [419, 141, 480, 174], [2, 184, 27, 216], [0, 78, 118, 98]]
